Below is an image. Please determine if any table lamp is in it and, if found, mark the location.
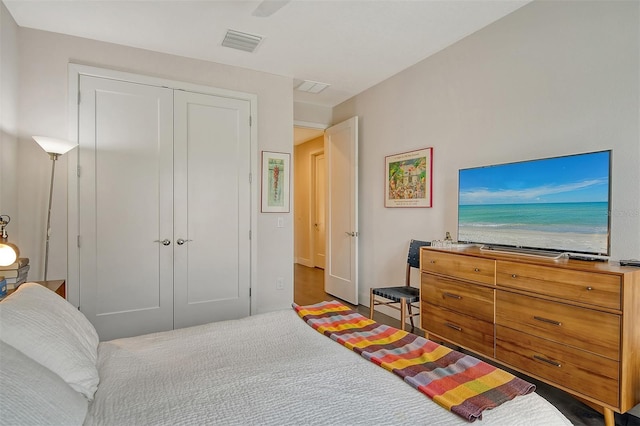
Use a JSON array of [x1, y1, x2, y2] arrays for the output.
[[0, 214, 19, 267]]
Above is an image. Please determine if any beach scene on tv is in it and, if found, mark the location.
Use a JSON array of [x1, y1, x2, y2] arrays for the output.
[[457, 151, 610, 256]]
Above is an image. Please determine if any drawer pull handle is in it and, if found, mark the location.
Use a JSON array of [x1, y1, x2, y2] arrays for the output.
[[473, 268, 480, 272], [534, 316, 562, 326], [511, 274, 517, 278], [444, 322, 462, 331], [430, 260, 436, 264], [443, 292, 462, 300], [533, 355, 561, 367], [586, 286, 593, 291]]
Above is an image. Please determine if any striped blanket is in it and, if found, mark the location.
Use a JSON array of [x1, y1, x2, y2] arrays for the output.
[[293, 300, 535, 422]]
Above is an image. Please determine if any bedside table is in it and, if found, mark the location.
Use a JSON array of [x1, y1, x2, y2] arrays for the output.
[[1, 280, 65, 299], [33, 280, 66, 298]]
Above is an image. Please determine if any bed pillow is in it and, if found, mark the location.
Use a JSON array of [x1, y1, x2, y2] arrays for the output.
[[0, 282, 100, 400], [0, 340, 88, 425]]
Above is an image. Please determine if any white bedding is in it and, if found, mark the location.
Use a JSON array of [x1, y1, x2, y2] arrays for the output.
[[85, 309, 572, 426]]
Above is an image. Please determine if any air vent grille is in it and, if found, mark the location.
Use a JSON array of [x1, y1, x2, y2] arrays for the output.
[[222, 29, 263, 53], [296, 80, 331, 94]]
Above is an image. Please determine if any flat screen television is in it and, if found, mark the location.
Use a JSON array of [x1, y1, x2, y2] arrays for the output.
[[457, 150, 611, 258]]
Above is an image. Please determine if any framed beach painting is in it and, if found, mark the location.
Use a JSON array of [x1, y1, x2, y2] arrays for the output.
[[385, 147, 433, 208], [261, 151, 290, 213]]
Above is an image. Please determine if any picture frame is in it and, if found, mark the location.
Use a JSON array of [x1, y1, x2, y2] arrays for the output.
[[385, 147, 433, 208], [261, 151, 291, 213]]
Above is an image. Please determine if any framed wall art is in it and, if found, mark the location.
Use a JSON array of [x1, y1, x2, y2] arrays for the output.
[[261, 151, 290, 213], [385, 147, 433, 208]]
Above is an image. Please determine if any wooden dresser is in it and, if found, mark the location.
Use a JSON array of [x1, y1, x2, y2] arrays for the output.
[[420, 247, 640, 426]]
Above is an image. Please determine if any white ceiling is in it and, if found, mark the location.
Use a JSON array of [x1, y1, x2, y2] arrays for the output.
[[4, 0, 530, 108]]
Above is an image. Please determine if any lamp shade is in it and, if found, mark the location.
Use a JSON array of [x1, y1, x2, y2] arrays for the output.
[[0, 242, 19, 267], [33, 136, 77, 155]]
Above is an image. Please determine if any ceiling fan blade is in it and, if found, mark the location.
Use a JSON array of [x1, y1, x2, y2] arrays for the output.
[[252, 0, 290, 17]]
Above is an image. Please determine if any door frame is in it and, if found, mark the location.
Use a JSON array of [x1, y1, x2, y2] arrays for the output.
[[67, 64, 258, 311], [310, 150, 326, 268]]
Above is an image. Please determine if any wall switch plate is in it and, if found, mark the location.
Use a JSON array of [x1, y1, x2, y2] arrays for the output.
[[277, 217, 284, 228], [276, 277, 284, 290]]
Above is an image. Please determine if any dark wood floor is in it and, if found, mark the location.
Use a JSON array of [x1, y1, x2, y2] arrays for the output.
[[294, 263, 640, 426]]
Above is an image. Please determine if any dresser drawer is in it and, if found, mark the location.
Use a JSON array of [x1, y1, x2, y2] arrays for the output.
[[496, 260, 621, 310], [496, 325, 619, 407], [421, 303, 494, 357], [421, 274, 494, 322], [421, 250, 495, 285], [496, 291, 619, 360]]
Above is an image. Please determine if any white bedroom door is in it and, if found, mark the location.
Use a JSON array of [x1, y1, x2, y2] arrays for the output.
[[324, 117, 359, 304], [77, 74, 252, 340], [172, 90, 251, 329], [78, 75, 175, 340]]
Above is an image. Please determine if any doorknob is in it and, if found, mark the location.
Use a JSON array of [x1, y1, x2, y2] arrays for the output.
[[176, 238, 192, 245], [344, 231, 358, 237], [154, 239, 171, 246]]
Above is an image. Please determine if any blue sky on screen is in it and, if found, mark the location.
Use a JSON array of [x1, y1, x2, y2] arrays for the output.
[[459, 151, 610, 205]]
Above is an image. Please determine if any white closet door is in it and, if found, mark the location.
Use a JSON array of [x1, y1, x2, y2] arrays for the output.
[[78, 75, 174, 340], [173, 91, 251, 329]]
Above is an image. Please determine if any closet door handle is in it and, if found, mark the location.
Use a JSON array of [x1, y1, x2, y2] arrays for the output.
[[176, 238, 192, 245], [154, 239, 171, 246]]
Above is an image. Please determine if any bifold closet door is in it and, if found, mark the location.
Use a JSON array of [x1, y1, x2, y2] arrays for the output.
[[78, 76, 174, 340], [172, 91, 251, 329], [78, 76, 252, 340]]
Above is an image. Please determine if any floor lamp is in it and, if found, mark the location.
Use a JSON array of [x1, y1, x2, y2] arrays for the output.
[[33, 136, 78, 282]]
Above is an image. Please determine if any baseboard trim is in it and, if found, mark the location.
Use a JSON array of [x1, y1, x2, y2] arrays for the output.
[[294, 258, 314, 268]]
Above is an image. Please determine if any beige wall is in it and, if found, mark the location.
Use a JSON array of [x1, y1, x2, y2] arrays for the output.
[[6, 1, 639, 320], [0, 2, 19, 235], [334, 0, 640, 304], [294, 136, 324, 267], [15, 28, 294, 313], [294, 102, 332, 127]]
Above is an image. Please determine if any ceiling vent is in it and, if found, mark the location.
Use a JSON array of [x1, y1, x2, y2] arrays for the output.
[[296, 80, 331, 94], [222, 29, 263, 53]]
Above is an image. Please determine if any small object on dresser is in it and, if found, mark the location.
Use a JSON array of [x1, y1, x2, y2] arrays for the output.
[[619, 259, 640, 267], [443, 232, 453, 248]]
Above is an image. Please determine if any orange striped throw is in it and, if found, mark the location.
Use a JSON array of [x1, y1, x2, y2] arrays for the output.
[[294, 300, 535, 422]]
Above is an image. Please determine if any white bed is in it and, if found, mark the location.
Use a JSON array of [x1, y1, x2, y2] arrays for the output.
[[0, 283, 572, 425]]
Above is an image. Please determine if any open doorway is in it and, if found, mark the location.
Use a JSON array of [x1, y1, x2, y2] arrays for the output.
[[293, 126, 325, 270], [293, 125, 327, 307], [293, 117, 359, 306]]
